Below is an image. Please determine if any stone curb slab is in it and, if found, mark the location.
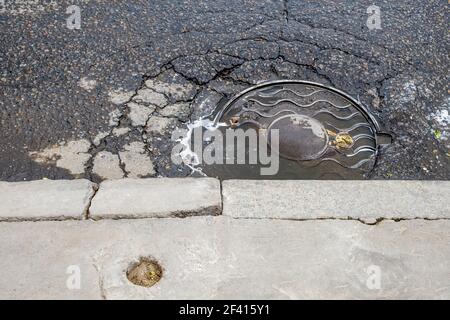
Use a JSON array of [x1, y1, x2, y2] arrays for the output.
[[0, 179, 97, 221], [0, 217, 449, 299], [222, 180, 450, 223], [89, 178, 221, 220]]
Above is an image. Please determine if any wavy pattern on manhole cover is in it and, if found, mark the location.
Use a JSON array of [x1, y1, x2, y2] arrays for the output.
[[199, 80, 391, 179]]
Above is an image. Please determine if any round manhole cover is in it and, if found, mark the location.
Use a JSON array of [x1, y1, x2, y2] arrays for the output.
[[187, 80, 391, 179]]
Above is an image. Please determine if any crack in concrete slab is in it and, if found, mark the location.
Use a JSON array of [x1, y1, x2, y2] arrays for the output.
[[85, 183, 99, 220], [92, 260, 107, 300], [226, 216, 450, 226]]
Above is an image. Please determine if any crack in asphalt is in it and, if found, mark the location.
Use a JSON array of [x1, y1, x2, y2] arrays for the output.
[[77, 32, 412, 181], [84, 76, 147, 181], [2, 1, 448, 181], [283, 0, 289, 23]]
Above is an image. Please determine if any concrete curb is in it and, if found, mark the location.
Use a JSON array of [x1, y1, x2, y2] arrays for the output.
[[0, 178, 449, 222], [0, 179, 97, 221], [89, 178, 221, 220], [222, 180, 450, 224]]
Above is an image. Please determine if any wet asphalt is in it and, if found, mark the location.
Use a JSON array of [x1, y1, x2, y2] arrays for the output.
[[0, 0, 449, 181]]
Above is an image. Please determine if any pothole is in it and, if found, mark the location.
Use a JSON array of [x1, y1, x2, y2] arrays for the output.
[[183, 80, 392, 179], [126, 257, 163, 287]]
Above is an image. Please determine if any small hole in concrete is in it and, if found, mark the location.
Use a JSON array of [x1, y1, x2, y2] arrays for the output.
[[126, 257, 163, 287]]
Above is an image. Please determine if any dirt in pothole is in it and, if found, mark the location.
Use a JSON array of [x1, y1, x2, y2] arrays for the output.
[[126, 257, 163, 287]]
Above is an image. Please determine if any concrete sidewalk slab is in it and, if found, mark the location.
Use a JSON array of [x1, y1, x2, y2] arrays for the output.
[[89, 178, 221, 220], [0, 217, 448, 299], [0, 179, 96, 221], [222, 180, 450, 223]]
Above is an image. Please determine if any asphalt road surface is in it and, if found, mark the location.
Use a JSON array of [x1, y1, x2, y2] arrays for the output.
[[0, 0, 448, 181]]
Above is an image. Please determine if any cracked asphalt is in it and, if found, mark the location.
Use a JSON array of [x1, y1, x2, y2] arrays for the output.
[[0, 0, 449, 181]]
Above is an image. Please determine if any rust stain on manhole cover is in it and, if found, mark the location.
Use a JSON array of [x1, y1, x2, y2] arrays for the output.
[[198, 80, 391, 179]]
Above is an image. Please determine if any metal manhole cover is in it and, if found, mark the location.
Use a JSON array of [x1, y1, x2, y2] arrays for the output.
[[191, 80, 391, 179]]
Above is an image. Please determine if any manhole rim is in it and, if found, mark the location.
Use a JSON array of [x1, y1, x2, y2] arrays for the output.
[[199, 79, 392, 178], [211, 80, 382, 135]]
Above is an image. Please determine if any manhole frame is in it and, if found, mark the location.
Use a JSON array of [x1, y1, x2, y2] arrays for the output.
[[210, 79, 388, 162]]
